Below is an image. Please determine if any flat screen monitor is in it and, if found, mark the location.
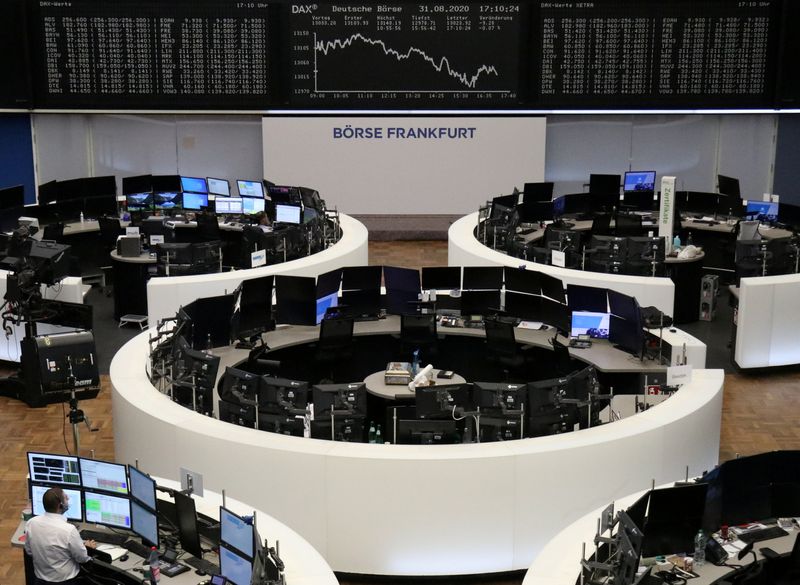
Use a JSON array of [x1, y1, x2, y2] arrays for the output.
[[122, 175, 151, 195], [540, 273, 566, 303], [421, 266, 461, 290], [151, 175, 181, 193], [219, 367, 262, 405], [309, 416, 365, 442], [626, 491, 651, 532], [608, 290, 639, 322], [39, 181, 59, 205], [504, 267, 541, 295], [567, 284, 607, 313], [207, 177, 231, 197], [312, 383, 367, 417], [27, 452, 81, 487], [220, 507, 254, 558], [128, 466, 157, 511], [266, 185, 298, 203], [341, 266, 381, 291], [219, 543, 253, 585], [571, 311, 611, 339], [275, 203, 301, 224], [242, 197, 265, 214], [30, 483, 83, 522], [490, 194, 518, 220], [503, 291, 541, 321], [182, 294, 235, 349], [746, 200, 778, 222], [259, 378, 309, 415], [462, 266, 503, 290], [679, 191, 718, 215], [182, 192, 209, 211], [83, 176, 117, 198], [315, 292, 338, 325], [539, 297, 570, 333], [460, 290, 501, 316], [83, 194, 118, 217], [383, 266, 421, 315], [523, 182, 554, 203], [517, 201, 553, 223], [83, 490, 132, 530], [717, 175, 741, 198], [395, 419, 459, 445], [315, 268, 342, 324], [181, 176, 208, 194], [79, 458, 129, 495], [215, 197, 243, 215], [642, 484, 708, 557], [237, 180, 264, 198], [126, 193, 153, 211], [131, 500, 159, 548], [609, 315, 643, 358], [589, 174, 621, 195], [174, 491, 202, 558], [275, 275, 316, 326], [623, 171, 656, 193], [234, 275, 273, 340], [474, 382, 527, 413], [154, 192, 181, 211], [416, 384, 476, 419]]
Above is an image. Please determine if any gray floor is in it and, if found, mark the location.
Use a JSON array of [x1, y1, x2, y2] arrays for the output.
[[678, 281, 736, 373], [85, 286, 140, 374]]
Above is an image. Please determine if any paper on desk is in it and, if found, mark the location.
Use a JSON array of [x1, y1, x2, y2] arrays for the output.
[[723, 541, 745, 556], [517, 321, 544, 330], [96, 545, 128, 561]]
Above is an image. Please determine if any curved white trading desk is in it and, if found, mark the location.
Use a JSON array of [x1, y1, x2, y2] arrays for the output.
[[448, 213, 675, 316], [146, 213, 368, 325], [111, 324, 722, 577]]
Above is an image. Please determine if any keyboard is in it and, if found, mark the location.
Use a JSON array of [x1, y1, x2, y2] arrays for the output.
[[184, 556, 220, 575], [353, 314, 381, 322], [737, 525, 789, 544], [80, 529, 128, 546], [123, 539, 153, 559]]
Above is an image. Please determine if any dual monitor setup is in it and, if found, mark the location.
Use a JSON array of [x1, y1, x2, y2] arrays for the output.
[[27, 452, 279, 585]]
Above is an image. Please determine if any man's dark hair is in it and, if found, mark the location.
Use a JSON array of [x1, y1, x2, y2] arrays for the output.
[[42, 487, 64, 513]]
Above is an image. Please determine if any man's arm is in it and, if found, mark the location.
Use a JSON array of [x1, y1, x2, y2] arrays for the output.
[[67, 527, 92, 564]]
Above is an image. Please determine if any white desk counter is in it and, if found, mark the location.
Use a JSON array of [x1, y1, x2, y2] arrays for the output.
[[111, 325, 722, 576], [146, 213, 368, 325], [449, 213, 676, 316]]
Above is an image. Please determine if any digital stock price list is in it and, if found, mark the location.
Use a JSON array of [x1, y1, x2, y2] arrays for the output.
[[288, 2, 524, 107]]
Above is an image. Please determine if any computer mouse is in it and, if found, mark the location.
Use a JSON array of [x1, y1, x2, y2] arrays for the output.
[[119, 554, 129, 562]]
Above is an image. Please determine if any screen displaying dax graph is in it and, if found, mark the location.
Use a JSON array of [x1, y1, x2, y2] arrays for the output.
[[289, 2, 524, 106]]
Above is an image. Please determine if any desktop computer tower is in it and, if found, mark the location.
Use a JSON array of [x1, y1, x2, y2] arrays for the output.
[[699, 274, 719, 321]]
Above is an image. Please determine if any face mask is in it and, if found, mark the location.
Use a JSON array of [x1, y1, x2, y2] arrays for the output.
[[61, 501, 69, 514]]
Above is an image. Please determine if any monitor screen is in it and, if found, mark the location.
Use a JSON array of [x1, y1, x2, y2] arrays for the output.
[[717, 175, 741, 198], [522, 182, 554, 203], [219, 544, 253, 585], [207, 177, 231, 196], [27, 452, 81, 487], [746, 200, 778, 222], [504, 267, 541, 295], [30, 483, 83, 522], [128, 466, 157, 511], [83, 490, 132, 530], [220, 507, 254, 558], [126, 193, 153, 211], [242, 197, 265, 214], [341, 266, 381, 291], [237, 180, 264, 198], [215, 197, 243, 215], [275, 275, 316, 326], [462, 266, 503, 290], [540, 273, 566, 304], [154, 192, 181, 211], [421, 266, 461, 291], [275, 204, 301, 224], [589, 174, 621, 195], [623, 171, 656, 193], [79, 458, 129, 495], [266, 185, 298, 203], [131, 500, 159, 548], [174, 492, 202, 558], [566, 284, 607, 313], [181, 177, 208, 194], [182, 192, 209, 211], [234, 275, 273, 340], [571, 311, 611, 339], [315, 292, 339, 325], [122, 174, 151, 195]]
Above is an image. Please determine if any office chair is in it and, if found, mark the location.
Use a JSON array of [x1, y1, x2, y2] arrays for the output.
[[735, 239, 771, 283], [400, 313, 438, 358], [98, 217, 124, 250], [483, 317, 532, 380], [737, 220, 761, 241], [314, 316, 355, 382], [41, 222, 64, 242], [196, 211, 222, 242], [614, 214, 643, 237]]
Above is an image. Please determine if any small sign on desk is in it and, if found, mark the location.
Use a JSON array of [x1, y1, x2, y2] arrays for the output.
[[125, 226, 140, 236], [551, 250, 566, 268], [251, 250, 266, 267], [149, 234, 164, 246], [667, 364, 692, 386]]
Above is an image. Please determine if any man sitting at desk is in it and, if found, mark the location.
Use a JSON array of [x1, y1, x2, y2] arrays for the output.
[[24, 487, 96, 585], [255, 211, 273, 232]]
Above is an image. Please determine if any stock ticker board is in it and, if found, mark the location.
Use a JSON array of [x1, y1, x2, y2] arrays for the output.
[[288, 2, 525, 107]]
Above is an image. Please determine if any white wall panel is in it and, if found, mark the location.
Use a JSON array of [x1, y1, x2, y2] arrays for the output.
[[32, 114, 91, 184]]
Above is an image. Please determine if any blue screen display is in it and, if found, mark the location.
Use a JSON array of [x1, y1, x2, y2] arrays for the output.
[[220, 508, 253, 558], [182, 192, 209, 210], [623, 171, 656, 192], [237, 180, 264, 198], [315, 292, 339, 325], [219, 544, 253, 585], [181, 177, 208, 194], [746, 200, 778, 221], [570, 311, 610, 339]]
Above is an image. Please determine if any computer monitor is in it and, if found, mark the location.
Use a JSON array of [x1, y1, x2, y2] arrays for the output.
[[182, 192, 209, 211], [571, 311, 611, 339], [503, 291, 541, 321], [83, 194, 118, 217], [207, 177, 231, 197], [608, 290, 640, 322], [237, 180, 264, 198], [566, 284, 607, 313], [539, 297, 570, 334], [717, 174, 741, 198], [609, 315, 643, 358], [131, 500, 159, 548], [474, 382, 527, 414], [218, 400, 256, 429], [219, 367, 262, 406], [315, 268, 342, 323], [181, 176, 208, 194], [504, 267, 541, 295], [641, 483, 708, 557], [154, 192, 181, 211], [215, 197, 243, 215], [275, 275, 316, 326], [233, 275, 273, 341], [182, 294, 235, 349], [259, 378, 309, 415], [746, 200, 778, 222], [626, 490, 651, 532], [395, 419, 460, 445], [122, 174, 152, 195], [517, 201, 554, 223], [39, 180, 59, 205], [220, 507, 254, 558], [523, 182, 554, 203], [128, 466, 157, 511], [83, 490, 132, 530], [421, 266, 461, 291], [266, 185, 298, 203], [258, 412, 306, 436], [275, 203, 301, 224], [242, 197, 265, 215], [27, 452, 81, 487], [539, 273, 566, 303], [589, 174, 621, 195], [174, 491, 202, 558], [462, 266, 503, 290], [219, 543, 254, 585], [383, 266, 421, 315], [126, 193, 153, 211], [460, 290, 501, 316], [79, 458, 129, 495], [415, 384, 476, 419], [315, 293, 339, 325], [30, 483, 83, 522], [312, 383, 367, 417], [151, 175, 181, 193], [309, 416, 365, 442], [623, 171, 656, 193]]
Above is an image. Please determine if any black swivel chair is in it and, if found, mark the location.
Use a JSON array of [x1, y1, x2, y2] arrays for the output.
[[400, 313, 438, 358], [196, 211, 222, 242], [314, 316, 355, 382], [98, 217, 124, 249], [483, 317, 532, 380]]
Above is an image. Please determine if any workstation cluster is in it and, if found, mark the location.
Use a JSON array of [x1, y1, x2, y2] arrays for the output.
[[142, 262, 690, 445], [21, 452, 288, 585], [540, 450, 800, 585]]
